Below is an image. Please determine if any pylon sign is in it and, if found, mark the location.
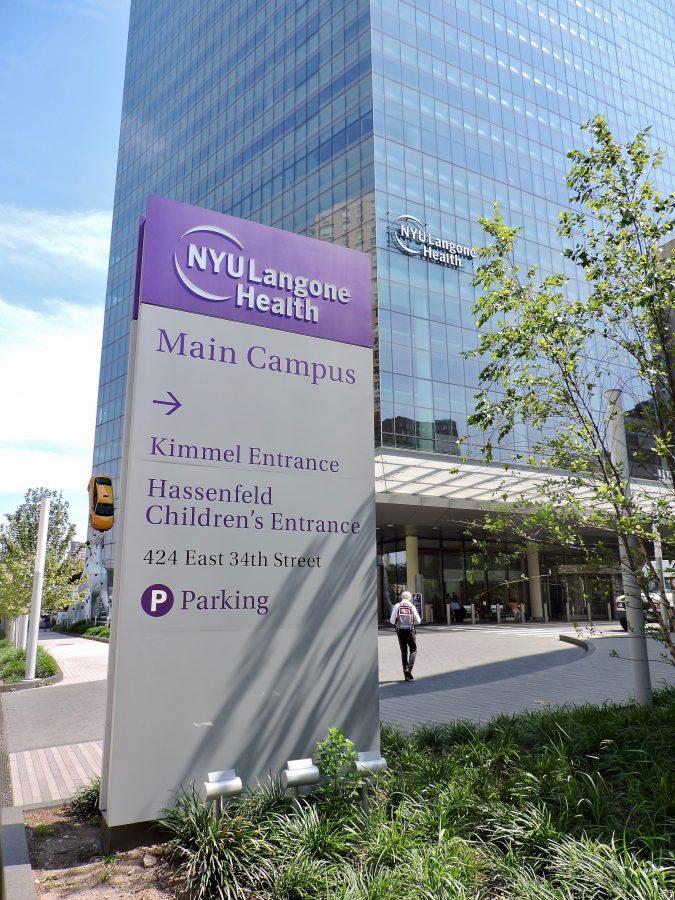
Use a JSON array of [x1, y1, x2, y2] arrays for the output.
[[100, 196, 378, 840]]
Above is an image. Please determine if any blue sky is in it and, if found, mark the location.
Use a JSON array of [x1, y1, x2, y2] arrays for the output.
[[0, 0, 130, 538]]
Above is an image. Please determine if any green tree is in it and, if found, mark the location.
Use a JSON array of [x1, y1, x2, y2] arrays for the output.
[[0, 488, 81, 621], [467, 117, 675, 665]]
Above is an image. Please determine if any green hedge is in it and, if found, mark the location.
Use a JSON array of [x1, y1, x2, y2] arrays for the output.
[[0, 640, 59, 684], [54, 622, 110, 640]]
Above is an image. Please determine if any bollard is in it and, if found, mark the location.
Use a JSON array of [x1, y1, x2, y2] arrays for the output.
[[520, 603, 526, 624], [544, 602, 549, 623], [471, 604, 476, 625], [496, 604, 500, 625], [607, 601, 612, 621], [565, 601, 570, 622], [587, 604, 592, 625], [446, 603, 452, 626]]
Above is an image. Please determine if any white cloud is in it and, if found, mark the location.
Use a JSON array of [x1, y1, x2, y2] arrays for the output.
[[0, 298, 104, 535], [0, 204, 111, 272]]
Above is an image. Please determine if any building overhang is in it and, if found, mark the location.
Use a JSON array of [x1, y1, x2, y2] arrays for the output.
[[374, 447, 670, 533]]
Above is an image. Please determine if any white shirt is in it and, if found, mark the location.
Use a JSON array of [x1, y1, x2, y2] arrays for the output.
[[390, 600, 421, 626]]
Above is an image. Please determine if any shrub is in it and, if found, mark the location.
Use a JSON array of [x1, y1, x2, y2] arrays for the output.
[[159, 785, 266, 900], [85, 625, 110, 638], [0, 640, 58, 683], [68, 777, 101, 821], [158, 689, 675, 899], [35, 647, 58, 679]]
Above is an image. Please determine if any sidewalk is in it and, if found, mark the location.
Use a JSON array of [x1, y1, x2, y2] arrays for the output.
[[38, 629, 108, 685], [3, 631, 108, 807], [379, 623, 675, 731]]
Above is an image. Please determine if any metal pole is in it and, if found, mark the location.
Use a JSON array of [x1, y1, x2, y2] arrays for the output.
[[18, 615, 29, 650], [471, 604, 476, 625], [520, 603, 526, 623], [446, 603, 451, 626], [24, 496, 50, 681], [607, 601, 613, 621], [496, 603, 500, 625], [544, 602, 549, 623], [565, 601, 570, 622], [587, 603, 592, 625], [605, 389, 652, 705]]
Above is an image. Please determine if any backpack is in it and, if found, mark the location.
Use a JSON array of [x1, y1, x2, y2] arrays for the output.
[[397, 602, 415, 631]]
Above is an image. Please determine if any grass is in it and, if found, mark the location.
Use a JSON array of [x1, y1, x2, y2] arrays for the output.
[[67, 777, 102, 821], [157, 686, 675, 899], [0, 639, 58, 683]]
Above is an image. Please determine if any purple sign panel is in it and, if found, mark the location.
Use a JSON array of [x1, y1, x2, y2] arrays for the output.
[[138, 196, 373, 349]]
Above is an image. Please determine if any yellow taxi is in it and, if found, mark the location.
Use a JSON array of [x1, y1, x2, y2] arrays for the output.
[[88, 475, 114, 531]]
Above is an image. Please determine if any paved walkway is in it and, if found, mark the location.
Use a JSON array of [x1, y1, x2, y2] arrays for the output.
[[379, 623, 675, 731], [38, 630, 108, 685], [9, 740, 103, 807], [3, 631, 107, 807], [3, 624, 674, 805]]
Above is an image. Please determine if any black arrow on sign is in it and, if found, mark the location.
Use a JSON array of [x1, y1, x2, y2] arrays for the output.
[[153, 391, 182, 416]]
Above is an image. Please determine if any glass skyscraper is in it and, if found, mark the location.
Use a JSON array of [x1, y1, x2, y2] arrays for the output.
[[94, 0, 674, 615]]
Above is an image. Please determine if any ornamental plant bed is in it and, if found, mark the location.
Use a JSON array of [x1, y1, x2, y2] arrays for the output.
[[25, 806, 173, 899]]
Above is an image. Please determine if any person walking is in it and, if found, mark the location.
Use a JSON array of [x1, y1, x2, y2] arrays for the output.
[[390, 591, 421, 681]]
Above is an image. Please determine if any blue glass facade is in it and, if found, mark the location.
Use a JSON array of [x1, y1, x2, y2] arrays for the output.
[[371, 0, 674, 461], [94, 0, 674, 566]]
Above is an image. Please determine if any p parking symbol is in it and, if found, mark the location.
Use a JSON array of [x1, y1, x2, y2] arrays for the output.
[[141, 583, 174, 617]]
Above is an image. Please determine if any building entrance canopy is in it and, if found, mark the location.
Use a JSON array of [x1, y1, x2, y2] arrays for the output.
[[375, 448, 669, 526]]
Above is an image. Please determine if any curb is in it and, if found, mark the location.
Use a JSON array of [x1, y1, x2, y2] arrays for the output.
[[0, 665, 63, 693], [559, 634, 588, 651], [0, 806, 37, 899]]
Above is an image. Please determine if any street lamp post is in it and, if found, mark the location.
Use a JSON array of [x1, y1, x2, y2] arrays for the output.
[[605, 389, 652, 705]]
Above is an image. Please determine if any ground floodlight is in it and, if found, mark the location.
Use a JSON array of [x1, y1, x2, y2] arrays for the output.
[[203, 768, 243, 815], [356, 751, 387, 812], [356, 750, 387, 776], [281, 758, 320, 807], [281, 758, 320, 790]]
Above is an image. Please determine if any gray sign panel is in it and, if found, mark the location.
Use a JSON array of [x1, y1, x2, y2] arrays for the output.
[[101, 198, 378, 829]]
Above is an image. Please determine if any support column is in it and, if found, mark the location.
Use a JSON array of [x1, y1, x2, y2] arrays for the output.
[[405, 535, 419, 593], [526, 545, 544, 619]]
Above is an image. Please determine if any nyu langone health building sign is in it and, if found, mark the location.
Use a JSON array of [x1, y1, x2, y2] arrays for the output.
[[101, 196, 379, 837], [389, 214, 476, 269]]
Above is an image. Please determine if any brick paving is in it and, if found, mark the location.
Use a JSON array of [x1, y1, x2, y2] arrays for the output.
[[9, 740, 102, 807], [379, 623, 675, 731], [38, 629, 108, 685], [3, 631, 108, 807]]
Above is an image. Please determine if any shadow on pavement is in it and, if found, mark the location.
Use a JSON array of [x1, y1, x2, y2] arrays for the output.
[[380, 643, 590, 697]]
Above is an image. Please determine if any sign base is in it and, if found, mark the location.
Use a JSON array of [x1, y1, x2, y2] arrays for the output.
[[101, 815, 169, 854]]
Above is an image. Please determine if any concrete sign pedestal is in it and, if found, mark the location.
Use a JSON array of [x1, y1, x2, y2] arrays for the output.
[[101, 196, 378, 848]]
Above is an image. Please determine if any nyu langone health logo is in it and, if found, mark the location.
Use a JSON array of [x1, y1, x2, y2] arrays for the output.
[[389, 215, 476, 269], [172, 225, 352, 324]]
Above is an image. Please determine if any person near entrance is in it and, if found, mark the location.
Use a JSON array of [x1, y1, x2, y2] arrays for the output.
[[448, 592, 465, 623], [390, 591, 421, 681]]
